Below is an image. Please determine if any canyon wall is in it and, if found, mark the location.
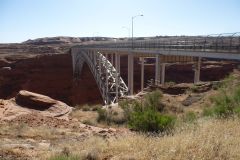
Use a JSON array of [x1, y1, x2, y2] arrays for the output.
[[0, 53, 102, 105]]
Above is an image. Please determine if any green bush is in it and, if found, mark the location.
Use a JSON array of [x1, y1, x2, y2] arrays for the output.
[[128, 108, 175, 132], [120, 90, 175, 132], [120, 90, 164, 117], [119, 99, 141, 121], [217, 74, 235, 89], [97, 108, 107, 122], [144, 90, 164, 111], [204, 85, 240, 118], [233, 107, 240, 117]]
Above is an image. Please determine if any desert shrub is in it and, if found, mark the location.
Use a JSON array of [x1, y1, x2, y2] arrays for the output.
[[120, 90, 175, 132], [120, 90, 164, 119], [144, 90, 164, 111], [82, 105, 91, 111], [190, 85, 199, 93], [97, 107, 127, 125], [233, 86, 240, 104], [233, 107, 240, 117], [203, 85, 240, 118], [97, 108, 107, 122], [91, 105, 101, 111], [119, 99, 140, 120], [203, 94, 233, 118], [217, 74, 235, 89], [128, 108, 175, 132]]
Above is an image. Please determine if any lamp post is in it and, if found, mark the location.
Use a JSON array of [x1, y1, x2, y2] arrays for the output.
[[132, 14, 143, 49]]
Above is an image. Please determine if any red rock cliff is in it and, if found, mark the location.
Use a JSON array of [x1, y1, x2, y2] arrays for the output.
[[0, 53, 102, 105]]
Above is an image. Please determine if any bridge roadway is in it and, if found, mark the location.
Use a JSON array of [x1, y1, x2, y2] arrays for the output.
[[71, 33, 240, 104]]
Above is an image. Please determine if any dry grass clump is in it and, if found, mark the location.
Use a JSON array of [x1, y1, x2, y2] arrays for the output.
[[0, 122, 73, 140], [70, 107, 98, 125], [73, 104, 101, 112], [97, 106, 126, 125], [46, 118, 240, 160]]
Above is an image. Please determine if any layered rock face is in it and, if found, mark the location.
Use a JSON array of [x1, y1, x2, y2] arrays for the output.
[[0, 90, 72, 121], [0, 53, 102, 105]]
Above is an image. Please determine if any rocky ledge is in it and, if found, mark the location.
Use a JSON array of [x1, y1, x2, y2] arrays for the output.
[[0, 90, 72, 121]]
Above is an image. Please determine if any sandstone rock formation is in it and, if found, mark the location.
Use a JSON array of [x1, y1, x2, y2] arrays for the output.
[[0, 90, 72, 121], [16, 90, 72, 117]]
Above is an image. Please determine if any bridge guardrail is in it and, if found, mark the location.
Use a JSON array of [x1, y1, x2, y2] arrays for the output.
[[76, 32, 240, 54]]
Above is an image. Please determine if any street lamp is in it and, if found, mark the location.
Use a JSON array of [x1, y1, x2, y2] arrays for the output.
[[132, 14, 143, 49]]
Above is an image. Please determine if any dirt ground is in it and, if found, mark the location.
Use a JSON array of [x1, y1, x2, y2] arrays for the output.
[[0, 75, 224, 159]]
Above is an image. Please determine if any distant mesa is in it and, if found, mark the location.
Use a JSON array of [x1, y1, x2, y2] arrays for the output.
[[22, 36, 115, 45]]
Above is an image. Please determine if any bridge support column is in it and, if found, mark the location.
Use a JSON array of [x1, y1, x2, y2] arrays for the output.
[[111, 54, 114, 66], [194, 57, 201, 84], [161, 63, 166, 85], [115, 53, 121, 74], [128, 53, 134, 95], [117, 54, 120, 74], [115, 54, 120, 102], [141, 57, 145, 91], [155, 54, 161, 85], [105, 55, 109, 104]]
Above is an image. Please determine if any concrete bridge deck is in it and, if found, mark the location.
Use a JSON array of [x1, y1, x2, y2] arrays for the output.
[[71, 33, 240, 104]]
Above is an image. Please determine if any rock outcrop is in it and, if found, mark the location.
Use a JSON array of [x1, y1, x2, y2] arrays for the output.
[[16, 90, 72, 117], [0, 90, 72, 121]]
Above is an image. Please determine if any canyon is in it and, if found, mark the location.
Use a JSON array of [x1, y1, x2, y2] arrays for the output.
[[0, 37, 238, 106], [0, 37, 240, 160]]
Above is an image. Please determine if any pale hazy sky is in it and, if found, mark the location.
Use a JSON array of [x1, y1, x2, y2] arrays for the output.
[[1, 0, 240, 43]]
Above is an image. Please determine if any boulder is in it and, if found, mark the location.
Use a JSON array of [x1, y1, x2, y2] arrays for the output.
[[182, 94, 202, 106], [16, 90, 56, 109], [16, 90, 72, 118]]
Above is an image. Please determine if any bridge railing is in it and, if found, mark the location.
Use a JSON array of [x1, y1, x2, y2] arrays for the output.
[[77, 32, 240, 54]]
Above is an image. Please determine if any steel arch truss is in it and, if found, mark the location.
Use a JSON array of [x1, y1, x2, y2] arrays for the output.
[[71, 48, 128, 104]]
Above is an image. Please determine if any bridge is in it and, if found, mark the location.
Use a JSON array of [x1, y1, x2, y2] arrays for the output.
[[71, 32, 240, 104]]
